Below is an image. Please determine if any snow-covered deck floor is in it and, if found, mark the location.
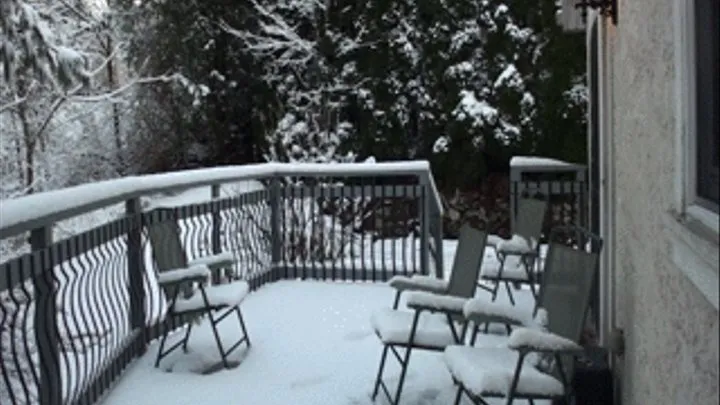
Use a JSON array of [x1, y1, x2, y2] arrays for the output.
[[103, 277, 540, 405]]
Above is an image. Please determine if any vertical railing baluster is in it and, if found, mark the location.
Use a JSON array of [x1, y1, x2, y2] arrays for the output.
[[211, 184, 222, 284], [377, 183, 384, 282], [372, 181, 376, 281], [125, 198, 146, 350], [329, 186, 337, 281], [211, 184, 221, 256], [299, 184, 306, 280], [433, 197, 444, 280], [31, 226, 61, 405], [418, 174, 430, 277], [391, 185, 398, 279], [269, 177, 281, 279], [345, 184, 353, 281], [358, 180, 364, 282]]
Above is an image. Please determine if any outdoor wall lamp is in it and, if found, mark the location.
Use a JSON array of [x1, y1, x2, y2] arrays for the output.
[[575, 0, 618, 25]]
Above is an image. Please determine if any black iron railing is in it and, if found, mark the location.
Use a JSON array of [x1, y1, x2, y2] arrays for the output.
[[0, 162, 444, 405], [510, 180, 588, 242], [0, 161, 590, 405]]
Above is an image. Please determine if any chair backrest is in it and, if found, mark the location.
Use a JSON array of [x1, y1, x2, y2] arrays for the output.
[[146, 211, 193, 298], [535, 226, 602, 380], [514, 197, 548, 243], [537, 226, 602, 341], [446, 224, 488, 299], [147, 218, 189, 272]]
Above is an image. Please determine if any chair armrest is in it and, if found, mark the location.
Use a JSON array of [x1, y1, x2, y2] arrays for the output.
[[507, 327, 584, 354], [462, 298, 530, 326], [388, 275, 448, 293], [496, 235, 538, 256], [405, 291, 467, 316], [188, 252, 235, 268], [157, 265, 210, 286]]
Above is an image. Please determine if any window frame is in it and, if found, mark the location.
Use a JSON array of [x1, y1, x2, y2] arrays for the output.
[[693, 0, 719, 213], [675, 0, 720, 233], [672, 0, 719, 310]]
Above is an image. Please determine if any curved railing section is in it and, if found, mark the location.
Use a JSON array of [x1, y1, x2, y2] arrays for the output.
[[0, 161, 444, 405]]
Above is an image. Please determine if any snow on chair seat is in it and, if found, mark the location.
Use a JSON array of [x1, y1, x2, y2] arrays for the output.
[[388, 274, 449, 293], [443, 346, 564, 397], [496, 235, 537, 255], [480, 260, 531, 281], [486, 234, 504, 248], [370, 308, 459, 348], [173, 281, 250, 313]]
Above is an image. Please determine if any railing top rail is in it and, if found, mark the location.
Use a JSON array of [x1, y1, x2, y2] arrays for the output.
[[0, 161, 441, 239]]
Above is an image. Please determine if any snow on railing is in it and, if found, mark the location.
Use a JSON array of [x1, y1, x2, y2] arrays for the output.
[[0, 160, 445, 405], [0, 161, 440, 238]]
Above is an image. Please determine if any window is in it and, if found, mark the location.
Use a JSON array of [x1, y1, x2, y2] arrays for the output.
[[671, 0, 719, 310], [694, 0, 719, 213]]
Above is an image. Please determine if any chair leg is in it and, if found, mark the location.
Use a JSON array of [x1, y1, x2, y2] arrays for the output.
[[491, 256, 507, 302], [235, 306, 251, 347], [490, 279, 501, 302], [392, 291, 402, 309], [371, 345, 390, 400], [207, 310, 229, 369], [154, 327, 171, 368], [181, 323, 193, 352], [470, 324, 480, 345], [503, 281, 516, 306], [454, 386, 464, 405], [392, 345, 414, 405]]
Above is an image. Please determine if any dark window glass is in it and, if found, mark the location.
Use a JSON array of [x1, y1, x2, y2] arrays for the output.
[[695, 0, 719, 211]]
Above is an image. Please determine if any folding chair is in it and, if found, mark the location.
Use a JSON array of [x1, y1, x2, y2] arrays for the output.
[[147, 215, 251, 369], [479, 197, 548, 305], [369, 224, 488, 405], [470, 226, 585, 337], [444, 227, 602, 405]]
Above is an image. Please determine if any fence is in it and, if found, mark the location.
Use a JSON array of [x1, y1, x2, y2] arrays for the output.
[[509, 179, 587, 241], [509, 157, 588, 241], [0, 162, 444, 405]]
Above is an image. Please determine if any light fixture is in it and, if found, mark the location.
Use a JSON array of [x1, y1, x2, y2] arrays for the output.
[[575, 0, 618, 25]]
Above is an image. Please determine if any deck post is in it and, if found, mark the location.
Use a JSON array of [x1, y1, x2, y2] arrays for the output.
[[418, 173, 431, 277], [126, 198, 146, 347], [31, 226, 61, 405]]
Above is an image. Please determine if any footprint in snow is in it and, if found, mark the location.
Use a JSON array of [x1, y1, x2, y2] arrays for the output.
[[344, 330, 373, 341]]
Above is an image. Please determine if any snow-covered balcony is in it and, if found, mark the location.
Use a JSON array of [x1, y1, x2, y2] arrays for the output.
[[0, 161, 445, 405], [0, 160, 584, 405]]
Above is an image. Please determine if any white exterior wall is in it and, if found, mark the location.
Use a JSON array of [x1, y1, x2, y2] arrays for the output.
[[586, 0, 720, 404]]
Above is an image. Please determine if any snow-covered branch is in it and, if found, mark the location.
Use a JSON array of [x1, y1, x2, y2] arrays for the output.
[[69, 73, 182, 103]]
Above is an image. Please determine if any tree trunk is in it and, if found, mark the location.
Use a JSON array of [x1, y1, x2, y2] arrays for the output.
[[105, 33, 124, 174], [16, 80, 35, 194]]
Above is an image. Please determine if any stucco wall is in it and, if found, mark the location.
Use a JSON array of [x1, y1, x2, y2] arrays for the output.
[[606, 0, 719, 404]]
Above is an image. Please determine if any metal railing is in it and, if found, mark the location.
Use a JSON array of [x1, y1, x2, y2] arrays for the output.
[[0, 162, 444, 405], [509, 179, 588, 242]]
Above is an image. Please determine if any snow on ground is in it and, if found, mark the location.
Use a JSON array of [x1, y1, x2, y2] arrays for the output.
[[102, 240, 541, 405], [2, 179, 546, 404], [103, 280, 540, 405]]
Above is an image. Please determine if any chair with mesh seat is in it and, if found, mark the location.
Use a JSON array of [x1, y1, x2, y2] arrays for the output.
[[442, 226, 603, 405], [147, 212, 251, 370], [479, 197, 549, 305], [369, 224, 488, 405]]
